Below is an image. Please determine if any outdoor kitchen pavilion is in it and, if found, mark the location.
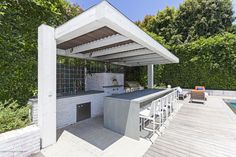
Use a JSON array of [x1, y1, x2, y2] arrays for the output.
[[38, 1, 179, 148]]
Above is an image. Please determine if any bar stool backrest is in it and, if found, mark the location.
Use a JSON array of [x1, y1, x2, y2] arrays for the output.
[[154, 99, 161, 113], [171, 93, 174, 102], [168, 93, 172, 104], [149, 101, 156, 117], [161, 96, 167, 108]]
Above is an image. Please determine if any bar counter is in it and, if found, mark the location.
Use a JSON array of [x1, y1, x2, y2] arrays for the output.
[[104, 88, 173, 140]]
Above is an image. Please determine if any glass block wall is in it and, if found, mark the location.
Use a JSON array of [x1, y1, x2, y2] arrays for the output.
[[57, 56, 124, 97], [57, 56, 85, 97]]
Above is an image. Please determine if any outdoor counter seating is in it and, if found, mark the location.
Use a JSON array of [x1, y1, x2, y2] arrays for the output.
[[104, 88, 178, 140], [140, 90, 178, 136]]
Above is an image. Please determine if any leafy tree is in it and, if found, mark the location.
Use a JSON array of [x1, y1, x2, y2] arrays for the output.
[[138, 0, 235, 43], [175, 0, 235, 42], [0, 0, 82, 105], [135, 0, 236, 90], [228, 24, 236, 33], [136, 15, 155, 32], [144, 7, 177, 43]]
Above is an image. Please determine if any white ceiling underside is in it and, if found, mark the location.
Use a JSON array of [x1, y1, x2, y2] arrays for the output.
[[55, 1, 179, 67]]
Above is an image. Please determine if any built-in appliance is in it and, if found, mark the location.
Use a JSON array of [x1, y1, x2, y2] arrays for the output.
[[76, 102, 91, 122], [125, 81, 144, 92]]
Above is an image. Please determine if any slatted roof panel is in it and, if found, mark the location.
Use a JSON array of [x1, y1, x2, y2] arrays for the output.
[[55, 1, 179, 66], [57, 27, 118, 50]]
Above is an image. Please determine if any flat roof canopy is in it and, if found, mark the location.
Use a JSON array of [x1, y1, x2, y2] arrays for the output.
[[37, 1, 180, 148], [55, 1, 179, 66]]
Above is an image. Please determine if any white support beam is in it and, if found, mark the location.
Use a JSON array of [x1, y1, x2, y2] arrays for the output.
[[109, 54, 162, 62], [118, 59, 167, 65], [148, 64, 154, 88], [83, 42, 143, 57], [57, 49, 85, 58], [117, 54, 161, 61], [127, 60, 171, 66], [38, 24, 56, 148], [70, 34, 129, 54], [123, 57, 166, 64], [109, 62, 131, 66], [98, 49, 152, 60], [57, 48, 128, 66]]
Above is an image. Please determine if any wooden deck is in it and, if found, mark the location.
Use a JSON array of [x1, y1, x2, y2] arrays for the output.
[[144, 96, 236, 157]]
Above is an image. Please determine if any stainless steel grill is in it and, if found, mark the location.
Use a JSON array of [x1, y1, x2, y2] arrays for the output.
[[125, 81, 144, 92]]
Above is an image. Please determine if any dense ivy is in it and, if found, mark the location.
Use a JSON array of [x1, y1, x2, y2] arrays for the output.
[[0, 0, 82, 132], [161, 33, 236, 89], [0, 0, 82, 105], [126, 33, 236, 90]]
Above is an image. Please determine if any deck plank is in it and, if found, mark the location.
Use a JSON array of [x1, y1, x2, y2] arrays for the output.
[[143, 96, 236, 157]]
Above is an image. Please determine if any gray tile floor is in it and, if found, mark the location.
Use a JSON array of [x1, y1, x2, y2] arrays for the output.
[[39, 116, 153, 157], [57, 117, 123, 150]]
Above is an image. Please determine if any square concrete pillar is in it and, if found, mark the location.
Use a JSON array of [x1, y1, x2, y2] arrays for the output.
[[147, 64, 154, 88], [38, 24, 56, 148]]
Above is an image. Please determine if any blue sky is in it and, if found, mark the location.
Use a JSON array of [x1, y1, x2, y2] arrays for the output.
[[68, 0, 236, 22], [67, 0, 183, 21]]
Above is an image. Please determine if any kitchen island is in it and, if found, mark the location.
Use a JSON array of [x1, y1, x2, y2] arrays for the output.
[[104, 88, 173, 140]]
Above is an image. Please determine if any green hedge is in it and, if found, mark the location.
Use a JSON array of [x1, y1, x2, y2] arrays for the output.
[[160, 33, 236, 90], [0, 0, 82, 133], [0, 0, 81, 105], [0, 99, 31, 133], [124, 66, 147, 87], [125, 33, 236, 90]]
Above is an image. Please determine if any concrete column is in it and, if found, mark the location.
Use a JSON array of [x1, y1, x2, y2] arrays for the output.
[[147, 64, 154, 88], [38, 24, 56, 148]]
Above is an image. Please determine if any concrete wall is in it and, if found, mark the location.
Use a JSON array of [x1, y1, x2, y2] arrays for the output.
[[205, 89, 236, 97], [183, 89, 236, 97], [0, 125, 40, 157], [28, 98, 38, 125], [30, 93, 104, 129], [56, 93, 105, 128]]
